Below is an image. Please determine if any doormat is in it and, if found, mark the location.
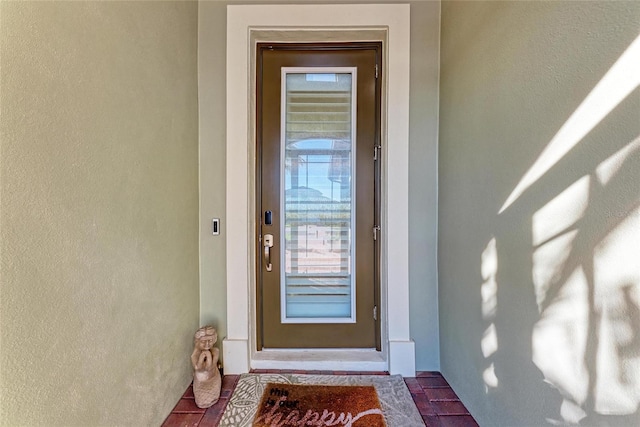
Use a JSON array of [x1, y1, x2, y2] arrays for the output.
[[253, 383, 386, 427], [218, 373, 425, 427]]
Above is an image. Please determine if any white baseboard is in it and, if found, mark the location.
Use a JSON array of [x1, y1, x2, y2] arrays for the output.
[[222, 338, 250, 374], [389, 340, 416, 377]]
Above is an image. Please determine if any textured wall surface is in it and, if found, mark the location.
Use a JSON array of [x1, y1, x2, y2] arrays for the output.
[[0, 2, 199, 425], [408, 0, 441, 370], [198, 0, 441, 370], [198, 0, 228, 356], [439, 1, 640, 426]]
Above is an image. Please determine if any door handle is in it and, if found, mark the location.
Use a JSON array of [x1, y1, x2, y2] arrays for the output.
[[263, 234, 274, 272]]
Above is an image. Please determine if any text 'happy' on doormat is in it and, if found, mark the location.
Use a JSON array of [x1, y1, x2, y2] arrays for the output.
[[253, 382, 387, 427], [217, 373, 424, 427]]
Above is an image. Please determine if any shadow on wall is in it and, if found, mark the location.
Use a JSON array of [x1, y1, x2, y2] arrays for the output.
[[479, 35, 640, 426]]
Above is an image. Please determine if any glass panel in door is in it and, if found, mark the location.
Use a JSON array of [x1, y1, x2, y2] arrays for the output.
[[281, 69, 357, 323]]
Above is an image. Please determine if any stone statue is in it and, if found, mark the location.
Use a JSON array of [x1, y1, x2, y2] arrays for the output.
[[191, 325, 221, 408]]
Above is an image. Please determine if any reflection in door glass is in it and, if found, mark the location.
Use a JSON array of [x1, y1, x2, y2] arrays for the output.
[[282, 71, 355, 321]]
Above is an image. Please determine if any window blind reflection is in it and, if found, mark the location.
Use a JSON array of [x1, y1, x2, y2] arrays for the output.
[[283, 72, 354, 320]]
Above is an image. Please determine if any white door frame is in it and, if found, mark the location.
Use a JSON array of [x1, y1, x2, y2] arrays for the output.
[[222, 4, 414, 376]]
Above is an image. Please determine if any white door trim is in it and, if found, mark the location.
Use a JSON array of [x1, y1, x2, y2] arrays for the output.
[[222, 3, 414, 376]]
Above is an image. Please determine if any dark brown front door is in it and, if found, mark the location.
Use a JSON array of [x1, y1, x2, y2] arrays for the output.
[[257, 43, 381, 349]]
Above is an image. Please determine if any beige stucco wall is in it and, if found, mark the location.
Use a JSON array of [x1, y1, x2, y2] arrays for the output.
[[198, 0, 228, 356], [439, 1, 639, 426], [0, 2, 199, 425], [198, 0, 441, 370]]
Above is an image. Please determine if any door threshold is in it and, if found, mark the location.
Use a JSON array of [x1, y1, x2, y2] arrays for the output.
[[251, 348, 387, 372]]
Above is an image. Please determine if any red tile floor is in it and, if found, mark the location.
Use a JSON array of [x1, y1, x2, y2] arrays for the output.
[[162, 370, 479, 427]]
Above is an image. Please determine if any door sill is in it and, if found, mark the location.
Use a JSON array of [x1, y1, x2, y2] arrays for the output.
[[251, 348, 387, 372]]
